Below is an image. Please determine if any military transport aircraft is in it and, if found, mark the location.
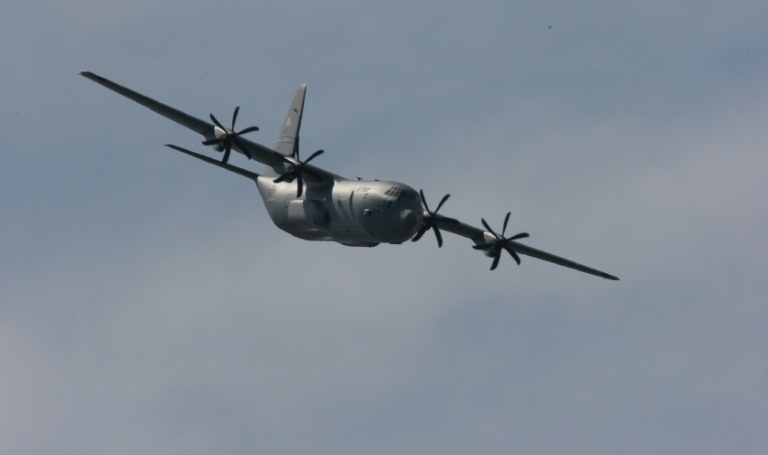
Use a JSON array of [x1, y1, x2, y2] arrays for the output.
[[80, 71, 618, 280]]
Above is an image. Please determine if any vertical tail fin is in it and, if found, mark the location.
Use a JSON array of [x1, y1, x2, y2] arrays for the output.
[[274, 84, 307, 157]]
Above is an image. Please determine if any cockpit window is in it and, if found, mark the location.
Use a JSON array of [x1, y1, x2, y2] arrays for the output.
[[384, 186, 402, 199], [384, 186, 418, 202]]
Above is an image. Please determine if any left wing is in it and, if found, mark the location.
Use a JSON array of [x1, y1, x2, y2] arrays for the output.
[[80, 71, 282, 166], [81, 71, 344, 184], [434, 214, 619, 280]]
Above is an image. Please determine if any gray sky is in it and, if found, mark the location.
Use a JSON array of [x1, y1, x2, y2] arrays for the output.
[[2, 1, 767, 454]]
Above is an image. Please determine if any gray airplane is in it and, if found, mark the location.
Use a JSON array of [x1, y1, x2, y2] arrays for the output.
[[81, 71, 618, 280]]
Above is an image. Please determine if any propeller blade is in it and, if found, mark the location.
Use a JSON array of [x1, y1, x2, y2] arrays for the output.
[[231, 137, 253, 160], [236, 125, 260, 135], [412, 190, 452, 248], [205, 108, 259, 161], [431, 224, 443, 248], [273, 172, 292, 183], [504, 245, 522, 265], [272, 149, 325, 197], [490, 249, 502, 270], [477, 213, 529, 270], [435, 193, 450, 213], [419, 190, 431, 212], [480, 218, 500, 240], [411, 224, 429, 243], [304, 149, 324, 164], [210, 113, 225, 130], [231, 106, 240, 129]]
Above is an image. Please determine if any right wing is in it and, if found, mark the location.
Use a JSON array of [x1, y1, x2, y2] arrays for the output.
[[80, 71, 282, 166], [434, 214, 619, 280]]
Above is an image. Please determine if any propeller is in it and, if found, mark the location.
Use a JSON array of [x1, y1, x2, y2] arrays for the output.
[[472, 212, 530, 270], [412, 190, 453, 248], [202, 106, 259, 164], [273, 148, 325, 197]]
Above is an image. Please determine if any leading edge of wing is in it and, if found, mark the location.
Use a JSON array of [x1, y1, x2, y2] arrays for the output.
[[434, 214, 619, 280], [80, 71, 281, 166], [508, 242, 619, 280]]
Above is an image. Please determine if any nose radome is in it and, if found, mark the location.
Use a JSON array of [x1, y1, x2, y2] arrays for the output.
[[399, 209, 419, 232]]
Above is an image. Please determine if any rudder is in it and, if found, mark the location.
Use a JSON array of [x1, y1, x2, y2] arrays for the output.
[[274, 84, 307, 157]]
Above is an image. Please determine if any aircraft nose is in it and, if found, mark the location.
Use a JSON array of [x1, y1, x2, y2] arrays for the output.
[[398, 209, 419, 234]]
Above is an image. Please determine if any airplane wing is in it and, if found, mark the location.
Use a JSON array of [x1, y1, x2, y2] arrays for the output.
[[434, 214, 619, 280], [80, 71, 283, 167]]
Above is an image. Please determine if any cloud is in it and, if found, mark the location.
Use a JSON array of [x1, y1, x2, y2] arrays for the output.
[[2, 1, 767, 454]]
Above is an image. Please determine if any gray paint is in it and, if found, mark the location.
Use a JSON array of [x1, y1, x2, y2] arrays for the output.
[[83, 72, 618, 278]]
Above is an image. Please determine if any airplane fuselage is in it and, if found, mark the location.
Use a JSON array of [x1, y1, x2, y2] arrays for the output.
[[256, 177, 423, 247], [79, 70, 619, 280]]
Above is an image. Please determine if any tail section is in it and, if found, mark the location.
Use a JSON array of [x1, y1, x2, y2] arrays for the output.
[[274, 84, 307, 157]]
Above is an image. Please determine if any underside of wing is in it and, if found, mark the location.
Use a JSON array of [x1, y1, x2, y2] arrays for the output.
[[434, 214, 619, 280], [507, 242, 619, 280], [80, 71, 282, 166]]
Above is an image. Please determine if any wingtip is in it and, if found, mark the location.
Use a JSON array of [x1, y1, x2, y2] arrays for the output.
[[80, 71, 101, 82]]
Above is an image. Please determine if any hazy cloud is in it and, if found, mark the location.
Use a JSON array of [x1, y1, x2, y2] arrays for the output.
[[2, 1, 766, 454]]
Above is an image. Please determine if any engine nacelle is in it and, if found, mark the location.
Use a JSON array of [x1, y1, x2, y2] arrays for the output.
[[203, 126, 228, 152], [476, 232, 498, 258]]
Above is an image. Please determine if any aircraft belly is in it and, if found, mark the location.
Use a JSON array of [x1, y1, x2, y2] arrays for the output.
[[277, 218, 379, 246]]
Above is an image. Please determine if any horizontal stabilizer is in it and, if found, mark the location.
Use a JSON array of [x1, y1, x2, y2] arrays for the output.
[[165, 144, 261, 181]]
